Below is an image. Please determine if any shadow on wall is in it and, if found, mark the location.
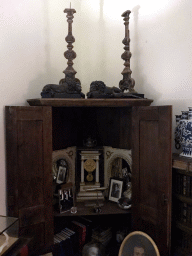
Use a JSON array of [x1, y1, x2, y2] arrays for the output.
[[27, 0, 66, 99], [75, 0, 107, 92], [131, 5, 161, 101]]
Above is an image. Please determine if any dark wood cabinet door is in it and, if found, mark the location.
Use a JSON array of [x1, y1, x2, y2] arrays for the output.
[[6, 106, 53, 252], [132, 106, 172, 256]]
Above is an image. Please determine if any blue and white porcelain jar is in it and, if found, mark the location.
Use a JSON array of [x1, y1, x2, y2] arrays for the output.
[[175, 108, 192, 158], [188, 107, 192, 120]]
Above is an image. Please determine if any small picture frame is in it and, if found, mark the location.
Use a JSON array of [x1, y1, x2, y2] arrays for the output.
[[103, 146, 132, 188], [52, 147, 76, 185], [108, 178, 123, 202], [58, 182, 74, 213], [56, 160, 68, 184]]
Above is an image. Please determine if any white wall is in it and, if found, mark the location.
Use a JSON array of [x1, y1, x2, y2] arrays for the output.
[[0, 0, 191, 214]]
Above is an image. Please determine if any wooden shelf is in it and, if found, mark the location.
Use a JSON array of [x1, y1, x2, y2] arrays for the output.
[[173, 168, 192, 176], [172, 246, 191, 256], [174, 194, 192, 204], [173, 153, 192, 172], [54, 201, 131, 217], [176, 221, 192, 234], [27, 98, 153, 107]]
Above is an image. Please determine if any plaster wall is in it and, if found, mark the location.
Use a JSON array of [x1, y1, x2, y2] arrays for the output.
[[0, 0, 191, 214]]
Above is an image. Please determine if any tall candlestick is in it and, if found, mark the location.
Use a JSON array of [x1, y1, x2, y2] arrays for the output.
[[41, 4, 85, 98], [61, 5, 77, 80], [119, 10, 137, 93]]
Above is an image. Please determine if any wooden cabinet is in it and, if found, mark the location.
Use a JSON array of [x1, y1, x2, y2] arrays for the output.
[[172, 153, 192, 255], [5, 99, 172, 256]]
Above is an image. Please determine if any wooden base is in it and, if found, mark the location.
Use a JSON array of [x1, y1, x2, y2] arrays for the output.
[[27, 98, 153, 107]]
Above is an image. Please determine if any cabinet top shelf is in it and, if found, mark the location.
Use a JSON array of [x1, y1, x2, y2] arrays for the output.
[[27, 98, 153, 107]]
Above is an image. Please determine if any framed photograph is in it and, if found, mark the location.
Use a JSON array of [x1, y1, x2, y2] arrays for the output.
[[58, 183, 74, 213], [118, 231, 160, 256], [103, 146, 132, 188], [56, 160, 67, 184], [82, 241, 105, 256], [52, 147, 76, 185], [108, 178, 123, 202]]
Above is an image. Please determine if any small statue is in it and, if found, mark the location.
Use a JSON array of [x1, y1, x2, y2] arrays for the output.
[[41, 76, 85, 98], [83, 137, 97, 148], [87, 81, 123, 98]]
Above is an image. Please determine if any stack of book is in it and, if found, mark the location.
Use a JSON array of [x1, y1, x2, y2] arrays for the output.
[[53, 220, 113, 255], [178, 201, 192, 224], [53, 228, 77, 256], [175, 173, 192, 197], [174, 230, 192, 253], [91, 226, 112, 246]]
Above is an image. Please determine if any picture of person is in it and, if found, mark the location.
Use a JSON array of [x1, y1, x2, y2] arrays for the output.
[[111, 182, 120, 198], [109, 178, 123, 202], [56, 159, 68, 184], [118, 231, 160, 256], [82, 242, 104, 256], [133, 246, 145, 256], [87, 246, 99, 256]]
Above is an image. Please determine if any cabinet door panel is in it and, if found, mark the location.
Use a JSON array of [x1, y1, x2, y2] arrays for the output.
[[6, 106, 53, 252], [132, 106, 172, 256], [17, 120, 44, 208]]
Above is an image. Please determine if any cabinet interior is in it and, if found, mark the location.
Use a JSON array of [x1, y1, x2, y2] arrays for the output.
[[52, 107, 132, 151]]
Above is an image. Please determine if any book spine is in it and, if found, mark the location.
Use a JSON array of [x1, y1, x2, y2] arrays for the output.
[[65, 227, 75, 235], [183, 175, 187, 196], [186, 176, 191, 197], [182, 202, 187, 223], [180, 174, 183, 194], [77, 217, 93, 243], [56, 233, 68, 241], [71, 221, 86, 252], [190, 177, 192, 198], [186, 204, 191, 223], [54, 235, 63, 243], [73, 221, 86, 248], [175, 173, 180, 194], [61, 229, 72, 238], [190, 205, 192, 224]]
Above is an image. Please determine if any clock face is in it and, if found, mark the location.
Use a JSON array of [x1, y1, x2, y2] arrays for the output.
[[84, 159, 96, 173], [84, 159, 96, 182]]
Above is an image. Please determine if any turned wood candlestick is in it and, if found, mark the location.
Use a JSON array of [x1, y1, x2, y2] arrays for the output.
[[41, 4, 85, 98], [59, 5, 80, 85], [119, 10, 137, 93]]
